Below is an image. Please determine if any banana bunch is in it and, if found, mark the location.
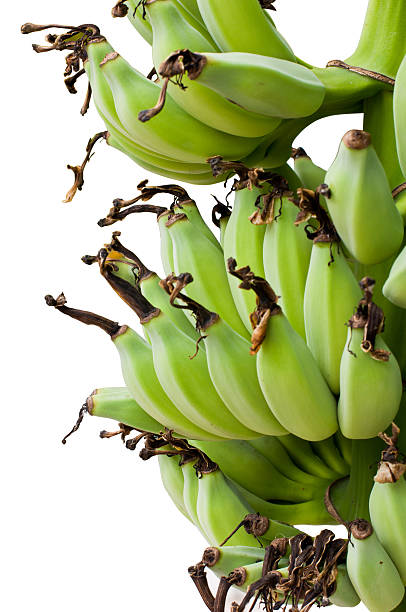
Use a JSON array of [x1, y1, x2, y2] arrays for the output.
[[23, 1, 406, 610]]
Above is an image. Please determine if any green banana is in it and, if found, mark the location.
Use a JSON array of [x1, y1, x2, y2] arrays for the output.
[[334, 431, 353, 469], [346, 520, 404, 612], [158, 210, 174, 276], [159, 49, 325, 119], [195, 0, 296, 60], [158, 453, 191, 521], [304, 240, 362, 395], [173, 198, 221, 251], [394, 54, 406, 178], [167, 214, 249, 338], [46, 294, 221, 440], [383, 244, 406, 309], [98, 265, 259, 439], [278, 435, 342, 481], [181, 458, 210, 539], [329, 564, 361, 608], [99, 48, 262, 163], [248, 436, 331, 488], [310, 438, 350, 478], [263, 194, 312, 339], [292, 147, 326, 191], [324, 130, 404, 265], [228, 261, 338, 441], [88, 386, 163, 433], [201, 545, 266, 578], [192, 440, 316, 503], [146, 1, 281, 137], [223, 185, 268, 333], [338, 279, 403, 439], [166, 277, 287, 436], [370, 430, 406, 584], [395, 187, 406, 224]]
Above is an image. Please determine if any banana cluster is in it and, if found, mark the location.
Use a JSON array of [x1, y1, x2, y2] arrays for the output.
[[23, 1, 406, 610]]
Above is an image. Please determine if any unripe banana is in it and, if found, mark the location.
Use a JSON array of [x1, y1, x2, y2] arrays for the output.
[[346, 519, 404, 612], [167, 214, 248, 337], [292, 147, 326, 191], [394, 54, 406, 178], [196, 0, 296, 60], [173, 198, 221, 250], [223, 185, 268, 333], [158, 210, 174, 276], [192, 439, 316, 503], [304, 241, 362, 394], [201, 545, 266, 578], [329, 564, 360, 608], [383, 244, 406, 309], [147, 1, 281, 137], [160, 50, 325, 119], [123, 0, 153, 44], [99, 49, 262, 163], [338, 278, 402, 439], [181, 458, 210, 539], [370, 432, 406, 584], [87, 386, 163, 433], [394, 186, 406, 224], [263, 195, 311, 338], [158, 453, 191, 521], [324, 130, 404, 264], [228, 261, 338, 441], [278, 435, 342, 481]]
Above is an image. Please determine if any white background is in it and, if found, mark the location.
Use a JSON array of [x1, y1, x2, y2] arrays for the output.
[[3, 1, 371, 610]]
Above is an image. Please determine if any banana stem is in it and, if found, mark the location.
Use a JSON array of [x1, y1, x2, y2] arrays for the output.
[[347, 0, 406, 78], [341, 438, 382, 522]]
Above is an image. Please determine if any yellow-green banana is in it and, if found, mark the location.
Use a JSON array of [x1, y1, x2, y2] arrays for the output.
[[181, 458, 210, 539], [346, 520, 404, 612], [324, 130, 404, 264], [201, 545, 266, 578], [160, 49, 325, 119], [158, 453, 191, 521], [277, 435, 342, 481]]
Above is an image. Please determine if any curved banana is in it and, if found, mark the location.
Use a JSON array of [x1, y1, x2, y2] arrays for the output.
[[46, 294, 222, 440], [87, 386, 163, 433], [158, 210, 175, 275], [147, 1, 281, 137], [99, 265, 259, 439], [192, 440, 317, 503], [395, 187, 406, 224], [329, 564, 361, 608], [277, 435, 342, 481], [228, 261, 338, 441], [158, 453, 191, 521], [124, 0, 153, 44], [181, 458, 210, 539], [304, 241, 362, 394], [394, 53, 406, 178], [324, 130, 404, 265], [173, 198, 221, 250], [310, 438, 350, 478], [99, 48, 262, 163], [292, 147, 326, 191], [346, 520, 404, 612], [383, 244, 406, 309], [167, 279, 287, 436], [223, 185, 268, 333], [338, 279, 402, 439], [263, 194, 312, 339], [159, 49, 325, 119], [248, 437, 331, 488], [167, 213, 249, 337], [195, 0, 296, 60]]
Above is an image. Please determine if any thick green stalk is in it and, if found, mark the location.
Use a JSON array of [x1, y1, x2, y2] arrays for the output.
[[347, 0, 406, 78], [341, 438, 382, 522]]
